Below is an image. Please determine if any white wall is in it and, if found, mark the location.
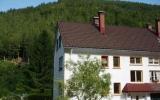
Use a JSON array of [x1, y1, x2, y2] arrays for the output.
[[53, 30, 64, 100], [63, 49, 160, 100]]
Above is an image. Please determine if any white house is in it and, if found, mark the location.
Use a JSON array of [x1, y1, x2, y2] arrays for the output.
[[53, 11, 160, 100]]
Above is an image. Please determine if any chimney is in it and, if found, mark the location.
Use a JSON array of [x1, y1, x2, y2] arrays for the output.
[[98, 11, 106, 34], [156, 18, 160, 37], [93, 16, 99, 27]]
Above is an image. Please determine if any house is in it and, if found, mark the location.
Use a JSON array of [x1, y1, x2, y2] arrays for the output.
[[53, 11, 160, 100]]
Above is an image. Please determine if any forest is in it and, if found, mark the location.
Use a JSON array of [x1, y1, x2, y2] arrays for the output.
[[0, 0, 160, 99]]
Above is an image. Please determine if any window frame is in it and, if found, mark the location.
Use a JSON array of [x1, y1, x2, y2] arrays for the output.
[[130, 70, 143, 82], [101, 56, 108, 68], [113, 83, 121, 94], [58, 36, 62, 48], [56, 39, 59, 51], [59, 56, 63, 71], [113, 56, 120, 68], [150, 71, 160, 82], [148, 58, 160, 65], [130, 57, 142, 65]]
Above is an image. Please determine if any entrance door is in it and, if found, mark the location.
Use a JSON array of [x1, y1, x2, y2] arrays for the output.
[[151, 93, 160, 100]]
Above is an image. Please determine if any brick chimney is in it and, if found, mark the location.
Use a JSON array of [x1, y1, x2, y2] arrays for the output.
[[98, 11, 106, 34], [156, 18, 160, 37]]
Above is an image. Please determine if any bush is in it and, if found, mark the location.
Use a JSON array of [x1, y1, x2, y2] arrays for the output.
[[26, 94, 52, 100]]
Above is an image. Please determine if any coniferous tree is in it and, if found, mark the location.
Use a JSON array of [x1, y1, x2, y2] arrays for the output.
[[28, 30, 53, 95]]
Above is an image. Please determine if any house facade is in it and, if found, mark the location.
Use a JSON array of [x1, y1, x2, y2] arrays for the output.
[[53, 11, 160, 100]]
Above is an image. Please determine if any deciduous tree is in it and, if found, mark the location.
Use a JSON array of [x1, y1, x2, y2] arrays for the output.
[[65, 56, 111, 100]]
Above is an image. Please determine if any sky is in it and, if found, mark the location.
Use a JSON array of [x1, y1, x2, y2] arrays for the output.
[[125, 0, 160, 5], [0, 0, 160, 12], [0, 0, 57, 12]]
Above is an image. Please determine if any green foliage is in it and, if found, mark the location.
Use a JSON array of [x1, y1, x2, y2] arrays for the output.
[[26, 94, 52, 100], [66, 55, 111, 100], [0, 61, 27, 98], [0, 0, 159, 60], [28, 30, 53, 95]]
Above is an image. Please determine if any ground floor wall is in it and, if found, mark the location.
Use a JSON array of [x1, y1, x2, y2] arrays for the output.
[[69, 93, 151, 100]]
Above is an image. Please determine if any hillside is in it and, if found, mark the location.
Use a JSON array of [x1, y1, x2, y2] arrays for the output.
[[0, 0, 160, 58], [0, 0, 160, 99]]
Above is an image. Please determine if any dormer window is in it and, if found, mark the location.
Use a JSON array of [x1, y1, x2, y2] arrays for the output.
[[149, 58, 160, 65]]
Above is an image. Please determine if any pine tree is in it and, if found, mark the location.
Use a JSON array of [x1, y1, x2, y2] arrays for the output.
[[28, 30, 53, 95]]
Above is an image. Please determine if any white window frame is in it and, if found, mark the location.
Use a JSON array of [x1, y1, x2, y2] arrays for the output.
[[113, 56, 120, 68], [130, 70, 143, 82], [150, 71, 160, 82], [130, 57, 142, 65], [101, 56, 108, 68], [148, 58, 160, 65], [113, 83, 121, 94]]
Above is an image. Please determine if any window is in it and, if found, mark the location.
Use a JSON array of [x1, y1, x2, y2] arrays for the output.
[[150, 71, 160, 82], [149, 58, 160, 65], [101, 56, 108, 68], [59, 36, 62, 48], [56, 39, 59, 51], [136, 96, 139, 100], [59, 56, 63, 71], [56, 36, 62, 51], [113, 56, 120, 68], [130, 57, 142, 64], [114, 83, 120, 94], [130, 70, 142, 82]]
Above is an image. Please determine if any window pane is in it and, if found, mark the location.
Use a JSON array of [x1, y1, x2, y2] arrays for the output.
[[154, 59, 159, 64], [149, 58, 153, 64], [101, 56, 108, 68], [136, 57, 141, 64], [157, 72, 160, 81], [136, 71, 142, 82], [114, 83, 120, 94], [151, 71, 154, 78], [56, 39, 59, 51], [113, 56, 120, 67], [130, 57, 135, 64], [131, 71, 135, 82], [59, 56, 63, 71], [150, 71, 160, 82], [59, 36, 61, 48]]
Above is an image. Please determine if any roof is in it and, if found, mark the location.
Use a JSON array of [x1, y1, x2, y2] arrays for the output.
[[122, 83, 160, 93], [58, 22, 160, 52]]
